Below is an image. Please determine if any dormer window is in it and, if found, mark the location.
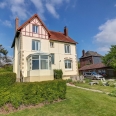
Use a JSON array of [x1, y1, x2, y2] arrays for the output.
[[33, 25, 38, 33]]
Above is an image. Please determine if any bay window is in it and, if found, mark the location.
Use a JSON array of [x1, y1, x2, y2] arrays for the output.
[[28, 55, 50, 70]]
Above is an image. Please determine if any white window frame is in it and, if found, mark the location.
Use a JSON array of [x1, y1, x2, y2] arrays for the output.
[[32, 25, 38, 33], [64, 60, 72, 70], [50, 42, 54, 48], [32, 40, 40, 51], [65, 44, 71, 54], [29, 55, 50, 70]]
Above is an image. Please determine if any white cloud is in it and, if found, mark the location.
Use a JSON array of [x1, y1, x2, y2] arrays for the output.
[[0, 2, 6, 8], [0, 19, 12, 27], [94, 18, 116, 53], [30, 0, 45, 20], [46, 3, 59, 18], [3, 20, 12, 27]]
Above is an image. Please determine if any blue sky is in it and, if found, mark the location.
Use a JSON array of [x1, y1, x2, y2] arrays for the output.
[[0, 0, 116, 59]]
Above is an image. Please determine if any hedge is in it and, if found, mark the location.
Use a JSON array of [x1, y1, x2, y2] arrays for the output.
[[0, 72, 16, 87], [54, 69, 63, 79], [0, 79, 66, 108]]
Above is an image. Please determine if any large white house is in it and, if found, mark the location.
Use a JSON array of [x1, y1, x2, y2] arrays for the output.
[[11, 14, 78, 82]]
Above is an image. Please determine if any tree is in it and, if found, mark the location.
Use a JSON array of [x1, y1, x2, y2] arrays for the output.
[[102, 45, 116, 70], [0, 44, 11, 67]]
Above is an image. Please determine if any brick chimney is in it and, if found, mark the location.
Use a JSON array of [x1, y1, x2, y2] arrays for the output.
[[64, 26, 68, 36], [15, 17, 19, 31], [82, 50, 85, 57]]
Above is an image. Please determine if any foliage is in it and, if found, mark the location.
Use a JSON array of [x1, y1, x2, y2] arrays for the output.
[[0, 72, 16, 87], [0, 80, 66, 109], [102, 45, 116, 70], [0, 65, 13, 72], [84, 78, 92, 83], [3, 87, 116, 116], [109, 90, 116, 97], [66, 79, 72, 83], [54, 69, 63, 79]]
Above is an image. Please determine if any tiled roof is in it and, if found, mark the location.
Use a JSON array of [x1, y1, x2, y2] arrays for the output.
[[79, 63, 107, 71], [49, 31, 77, 44], [81, 51, 102, 58]]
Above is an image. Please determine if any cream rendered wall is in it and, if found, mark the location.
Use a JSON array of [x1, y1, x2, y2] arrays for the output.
[[49, 41, 78, 79]]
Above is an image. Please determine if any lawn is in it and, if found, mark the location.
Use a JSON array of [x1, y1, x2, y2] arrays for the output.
[[74, 82, 116, 93], [2, 86, 116, 116]]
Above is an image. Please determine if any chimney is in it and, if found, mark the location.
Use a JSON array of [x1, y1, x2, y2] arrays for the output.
[[64, 26, 68, 36], [82, 50, 85, 56], [15, 17, 19, 31]]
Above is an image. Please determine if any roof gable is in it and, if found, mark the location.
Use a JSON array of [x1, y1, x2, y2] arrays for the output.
[[17, 14, 50, 36]]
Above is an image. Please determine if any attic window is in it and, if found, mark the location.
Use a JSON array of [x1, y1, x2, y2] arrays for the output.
[[33, 25, 38, 33]]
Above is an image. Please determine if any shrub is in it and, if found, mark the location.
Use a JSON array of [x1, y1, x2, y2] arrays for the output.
[[0, 72, 16, 87], [0, 65, 13, 72], [0, 80, 66, 108], [54, 69, 63, 79], [84, 78, 92, 83], [109, 90, 116, 97]]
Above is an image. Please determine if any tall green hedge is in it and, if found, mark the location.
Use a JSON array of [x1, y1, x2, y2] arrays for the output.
[[0, 80, 66, 108], [54, 69, 63, 79], [0, 72, 16, 87]]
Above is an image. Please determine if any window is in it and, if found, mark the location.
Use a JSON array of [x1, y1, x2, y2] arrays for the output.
[[50, 42, 54, 48], [33, 25, 38, 33], [30, 55, 49, 70], [65, 60, 72, 69], [65, 44, 70, 53], [32, 40, 40, 51], [51, 53, 54, 64], [32, 55, 39, 70], [41, 55, 48, 69]]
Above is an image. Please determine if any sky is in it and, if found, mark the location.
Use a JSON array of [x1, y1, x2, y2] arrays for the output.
[[0, 0, 116, 59]]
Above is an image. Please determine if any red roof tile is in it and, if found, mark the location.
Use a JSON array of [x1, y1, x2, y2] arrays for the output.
[[49, 31, 77, 44], [79, 63, 108, 71]]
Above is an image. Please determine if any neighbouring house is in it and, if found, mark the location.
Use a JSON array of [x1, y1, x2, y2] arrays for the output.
[[79, 50, 116, 77], [11, 14, 78, 82]]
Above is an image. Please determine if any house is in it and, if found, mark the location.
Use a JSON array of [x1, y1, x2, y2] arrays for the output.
[[11, 14, 78, 82], [79, 50, 116, 77]]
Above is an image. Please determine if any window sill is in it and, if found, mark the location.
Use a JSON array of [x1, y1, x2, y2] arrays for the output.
[[64, 53, 71, 55], [65, 69, 73, 71]]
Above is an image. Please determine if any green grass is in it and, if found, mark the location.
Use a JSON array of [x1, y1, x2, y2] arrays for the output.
[[74, 82, 116, 93], [2, 86, 116, 116]]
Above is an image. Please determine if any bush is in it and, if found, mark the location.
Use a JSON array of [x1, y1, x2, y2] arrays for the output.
[[54, 69, 63, 79], [0, 72, 16, 87], [84, 78, 92, 83], [0, 80, 66, 108], [109, 90, 116, 97], [0, 65, 13, 72]]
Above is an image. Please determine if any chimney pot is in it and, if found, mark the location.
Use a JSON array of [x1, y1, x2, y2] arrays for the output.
[[64, 26, 68, 36], [15, 17, 19, 32]]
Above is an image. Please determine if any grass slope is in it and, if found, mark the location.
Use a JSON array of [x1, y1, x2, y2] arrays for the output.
[[2, 86, 116, 116]]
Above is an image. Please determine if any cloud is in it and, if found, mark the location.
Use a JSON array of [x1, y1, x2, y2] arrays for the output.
[[0, 20, 12, 27], [30, 0, 45, 20], [46, 3, 59, 18], [3, 20, 12, 27], [0, 2, 6, 8], [0, 0, 71, 20], [94, 18, 116, 53]]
